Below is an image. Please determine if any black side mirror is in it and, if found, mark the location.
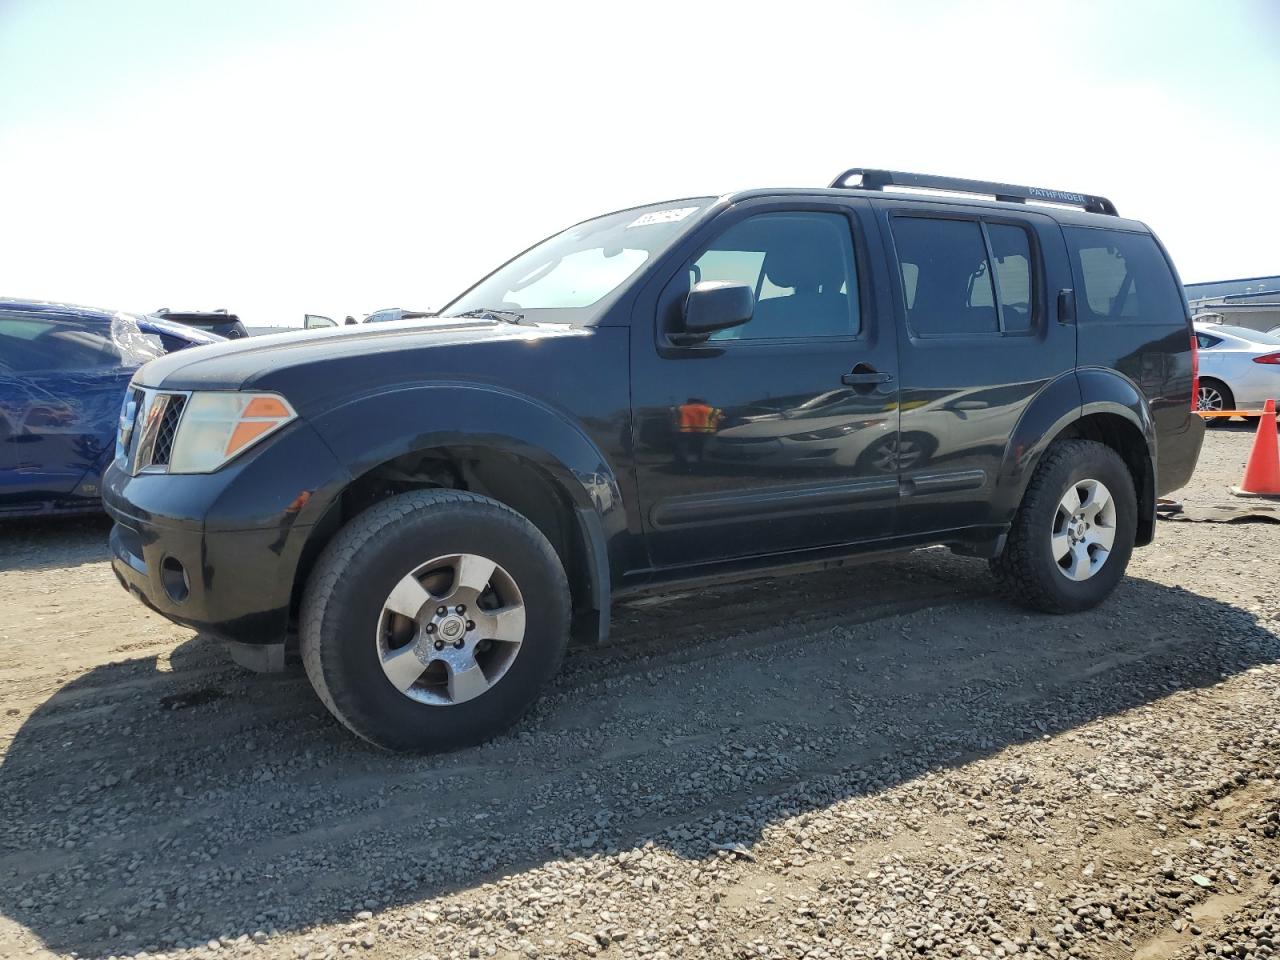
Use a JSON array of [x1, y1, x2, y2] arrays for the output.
[[676, 281, 754, 344]]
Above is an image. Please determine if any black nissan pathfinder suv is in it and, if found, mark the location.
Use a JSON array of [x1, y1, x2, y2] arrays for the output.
[[105, 169, 1204, 752]]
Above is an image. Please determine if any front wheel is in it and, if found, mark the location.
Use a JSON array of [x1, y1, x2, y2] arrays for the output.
[[300, 490, 570, 752], [990, 439, 1137, 613]]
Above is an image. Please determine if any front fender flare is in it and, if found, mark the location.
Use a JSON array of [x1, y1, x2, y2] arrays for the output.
[[309, 382, 624, 639]]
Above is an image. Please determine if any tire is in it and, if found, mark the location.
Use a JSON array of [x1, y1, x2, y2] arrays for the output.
[[990, 439, 1137, 614], [1198, 378, 1234, 427], [856, 432, 936, 474], [300, 489, 570, 752]]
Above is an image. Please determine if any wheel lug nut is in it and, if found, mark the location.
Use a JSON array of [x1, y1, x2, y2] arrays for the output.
[[436, 606, 447, 616], [424, 623, 436, 634], [433, 640, 444, 651], [466, 620, 475, 631], [455, 604, 466, 615], [453, 639, 465, 650]]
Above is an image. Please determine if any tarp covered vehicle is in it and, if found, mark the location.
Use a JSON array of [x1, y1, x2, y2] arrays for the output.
[[0, 299, 221, 518]]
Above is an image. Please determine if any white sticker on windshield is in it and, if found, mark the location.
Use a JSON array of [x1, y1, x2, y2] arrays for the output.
[[627, 206, 699, 228]]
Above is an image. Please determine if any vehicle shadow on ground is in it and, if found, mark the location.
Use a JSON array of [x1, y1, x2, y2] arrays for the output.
[[2, 553, 1278, 958], [0, 513, 111, 573]]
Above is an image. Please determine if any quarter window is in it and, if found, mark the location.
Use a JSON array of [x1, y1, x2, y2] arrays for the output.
[[1065, 228, 1185, 323], [891, 217, 1035, 337], [987, 224, 1033, 333], [690, 212, 860, 340]]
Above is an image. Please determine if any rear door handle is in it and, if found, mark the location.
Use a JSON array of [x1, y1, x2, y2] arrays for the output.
[[1057, 288, 1076, 325], [841, 371, 893, 386]]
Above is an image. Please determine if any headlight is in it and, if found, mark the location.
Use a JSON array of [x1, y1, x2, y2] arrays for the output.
[[167, 392, 296, 473], [791, 423, 859, 441]]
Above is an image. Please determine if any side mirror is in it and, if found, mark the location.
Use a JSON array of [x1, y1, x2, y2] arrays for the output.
[[304, 314, 336, 329], [677, 281, 753, 343]]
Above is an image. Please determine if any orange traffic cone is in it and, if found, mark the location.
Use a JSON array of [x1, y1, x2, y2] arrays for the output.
[[1231, 398, 1280, 498]]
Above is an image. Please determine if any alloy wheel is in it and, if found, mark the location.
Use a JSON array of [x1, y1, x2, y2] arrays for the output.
[[1051, 478, 1117, 582], [1197, 385, 1225, 412], [870, 435, 923, 472], [375, 553, 525, 706]]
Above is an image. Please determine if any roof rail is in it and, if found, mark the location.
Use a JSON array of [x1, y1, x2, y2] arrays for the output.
[[829, 168, 1118, 216]]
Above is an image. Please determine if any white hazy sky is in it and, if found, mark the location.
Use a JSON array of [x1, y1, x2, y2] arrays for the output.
[[1, 0, 1277, 326]]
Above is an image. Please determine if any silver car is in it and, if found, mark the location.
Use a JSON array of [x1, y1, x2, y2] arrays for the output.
[[1194, 322, 1280, 420]]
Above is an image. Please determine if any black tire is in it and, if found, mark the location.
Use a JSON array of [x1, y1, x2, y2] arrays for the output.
[[1199, 378, 1234, 427], [300, 489, 570, 752], [990, 439, 1137, 614], [855, 431, 936, 474]]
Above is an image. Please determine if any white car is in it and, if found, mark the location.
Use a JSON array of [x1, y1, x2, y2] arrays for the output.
[[1194, 322, 1280, 420]]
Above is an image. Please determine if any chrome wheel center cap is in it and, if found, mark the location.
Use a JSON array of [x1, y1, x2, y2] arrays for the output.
[[438, 616, 466, 641]]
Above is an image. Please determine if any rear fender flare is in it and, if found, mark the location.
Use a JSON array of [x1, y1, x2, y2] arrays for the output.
[[992, 368, 1157, 526], [990, 371, 1082, 524]]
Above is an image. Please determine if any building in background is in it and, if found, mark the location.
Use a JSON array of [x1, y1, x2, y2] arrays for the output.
[[1185, 274, 1280, 333]]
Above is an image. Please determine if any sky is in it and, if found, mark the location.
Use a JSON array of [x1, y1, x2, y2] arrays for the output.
[[1, 0, 1277, 326]]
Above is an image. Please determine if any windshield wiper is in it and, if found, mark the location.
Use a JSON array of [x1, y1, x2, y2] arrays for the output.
[[449, 308, 533, 326]]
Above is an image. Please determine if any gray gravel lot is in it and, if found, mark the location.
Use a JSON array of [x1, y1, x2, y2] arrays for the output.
[[1, 424, 1278, 960]]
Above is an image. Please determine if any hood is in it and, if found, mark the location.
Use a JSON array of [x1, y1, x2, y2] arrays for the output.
[[133, 315, 589, 394]]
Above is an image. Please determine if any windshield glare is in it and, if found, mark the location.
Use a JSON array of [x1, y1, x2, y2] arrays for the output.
[[441, 200, 712, 322]]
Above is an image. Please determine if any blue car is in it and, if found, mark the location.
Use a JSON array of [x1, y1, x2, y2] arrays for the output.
[[0, 299, 222, 518]]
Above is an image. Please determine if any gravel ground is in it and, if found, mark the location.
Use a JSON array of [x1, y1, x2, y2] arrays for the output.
[[1, 424, 1278, 960]]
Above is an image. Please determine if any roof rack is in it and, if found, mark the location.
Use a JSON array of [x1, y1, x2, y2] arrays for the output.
[[829, 168, 1118, 216]]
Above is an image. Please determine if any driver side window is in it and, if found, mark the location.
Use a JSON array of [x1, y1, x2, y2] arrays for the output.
[[689, 212, 860, 341]]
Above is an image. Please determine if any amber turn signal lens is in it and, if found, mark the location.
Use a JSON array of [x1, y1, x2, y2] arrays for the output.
[[243, 396, 291, 418], [224, 419, 279, 456]]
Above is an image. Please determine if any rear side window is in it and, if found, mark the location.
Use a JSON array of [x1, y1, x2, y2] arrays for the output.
[[1195, 332, 1222, 349], [891, 217, 1036, 336], [1065, 228, 1185, 323]]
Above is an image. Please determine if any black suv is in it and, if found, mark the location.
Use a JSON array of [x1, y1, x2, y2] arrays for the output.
[[151, 308, 249, 340], [105, 169, 1204, 752]]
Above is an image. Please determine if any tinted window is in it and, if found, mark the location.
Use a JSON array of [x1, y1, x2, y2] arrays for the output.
[[1065, 228, 1184, 323], [0, 316, 124, 374], [1195, 332, 1222, 349], [988, 224, 1033, 333], [691, 212, 859, 340], [892, 218, 998, 335], [157, 333, 195, 353]]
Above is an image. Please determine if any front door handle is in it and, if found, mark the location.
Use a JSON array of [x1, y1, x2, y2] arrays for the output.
[[841, 370, 893, 386]]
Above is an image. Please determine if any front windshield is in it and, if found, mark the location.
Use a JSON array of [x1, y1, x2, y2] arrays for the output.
[[441, 199, 713, 323]]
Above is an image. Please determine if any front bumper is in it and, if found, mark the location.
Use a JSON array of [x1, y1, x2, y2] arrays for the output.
[[103, 419, 351, 647], [108, 515, 310, 645]]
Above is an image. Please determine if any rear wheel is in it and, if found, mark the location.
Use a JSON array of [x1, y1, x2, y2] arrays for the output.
[[1197, 379, 1234, 426], [300, 489, 570, 752], [990, 439, 1137, 613]]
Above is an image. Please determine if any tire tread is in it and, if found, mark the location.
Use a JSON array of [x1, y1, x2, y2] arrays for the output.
[[300, 489, 569, 751], [990, 439, 1134, 614]]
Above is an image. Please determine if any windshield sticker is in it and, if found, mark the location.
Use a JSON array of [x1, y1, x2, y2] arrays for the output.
[[627, 207, 699, 229]]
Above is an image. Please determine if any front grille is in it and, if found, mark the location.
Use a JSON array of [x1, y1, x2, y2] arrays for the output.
[[128, 391, 188, 473], [149, 395, 186, 467], [117, 387, 146, 464]]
